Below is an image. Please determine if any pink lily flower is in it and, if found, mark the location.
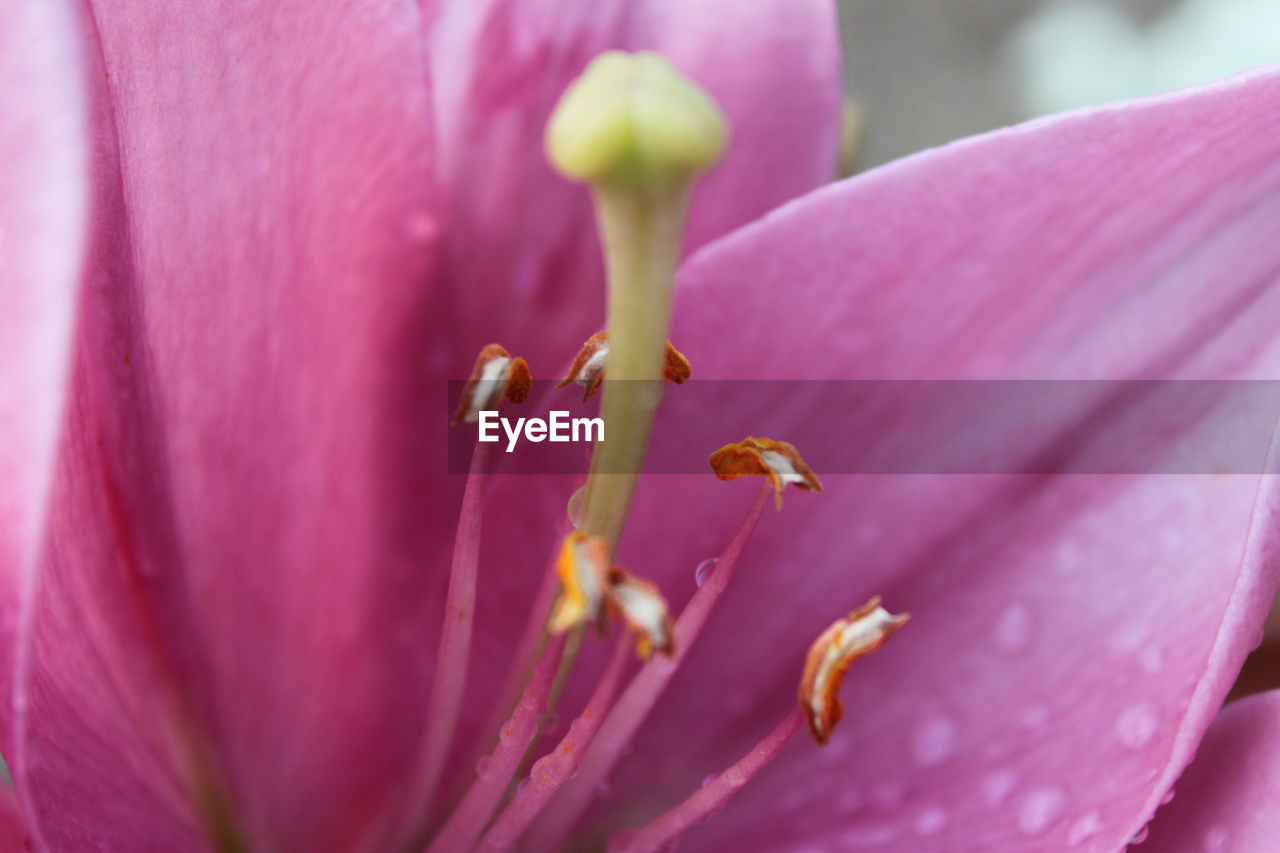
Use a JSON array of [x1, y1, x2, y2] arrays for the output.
[[3, 2, 1280, 853]]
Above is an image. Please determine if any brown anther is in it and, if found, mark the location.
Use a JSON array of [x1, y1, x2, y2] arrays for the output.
[[451, 343, 532, 424], [549, 531, 611, 633], [799, 597, 909, 745], [708, 437, 822, 509], [557, 332, 692, 401], [605, 567, 676, 660]]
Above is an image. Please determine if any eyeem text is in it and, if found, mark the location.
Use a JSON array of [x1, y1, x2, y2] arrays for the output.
[[477, 410, 604, 452]]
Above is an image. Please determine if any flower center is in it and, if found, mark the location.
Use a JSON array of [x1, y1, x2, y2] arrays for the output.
[[416, 52, 907, 853]]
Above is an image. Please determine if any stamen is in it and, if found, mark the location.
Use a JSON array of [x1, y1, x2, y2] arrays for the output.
[[606, 709, 805, 853], [557, 332, 692, 402], [799, 597, 910, 745], [408, 439, 492, 823], [451, 343, 532, 424], [408, 343, 532, 827], [426, 635, 566, 853], [476, 639, 633, 853], [549, 531, 611, 633], [525, 484, 771, 852], [477, 550, 562, 750], [709, 437, 822, 509], [605, 567, 676, 660]]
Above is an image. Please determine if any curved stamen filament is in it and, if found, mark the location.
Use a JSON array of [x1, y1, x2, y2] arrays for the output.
[[477, 638, 633, 852], [476, 553, 562, 750], [410, 441, 490, 822], [607, 708, 805, 853], [525, 484, 771, 851], [426, 634, 567, 853]]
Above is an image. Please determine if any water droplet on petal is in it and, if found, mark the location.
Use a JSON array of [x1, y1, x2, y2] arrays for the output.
[[836, 788, 865, 814], [1130, 825, 1150, 845], [911, 715, 958, 767], [1017, 787, 1067, 836], [1203, 825, 1230, 851], [701, 773, 717, 789], [567, 486, 586, 528], [404, 210, 438, 241], [1019, 705, 1049, 730], [1055, 540, 1083, 573], [517, 777, 531, 794], [1111, 625, 1148, 656], [1159, 786, 1175, 806], [872, 782, 905, 810], [475, 756, 491, 777], [994, 603, 1034, 652], [981, 770, 1017, 806], [839, 825, 898, 847], [1067, 812, 1102, 846], [1116, 704, 1159, 749], [694, 557, 718, 588], [914, 807, 947, 836]]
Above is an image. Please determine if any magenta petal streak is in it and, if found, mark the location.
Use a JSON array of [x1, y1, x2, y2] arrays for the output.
[[0, 0, 89, 755]]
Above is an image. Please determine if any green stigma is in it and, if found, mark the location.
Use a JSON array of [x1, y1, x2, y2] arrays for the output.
[[546, 51, 727, 190]]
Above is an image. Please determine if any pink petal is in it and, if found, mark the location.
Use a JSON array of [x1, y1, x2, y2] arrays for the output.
[[0, 0, 89, 748], [553, 66, 1280, 850], [429, 0, 841, 374], [15, 1, 446, 849], [0, 784, 27, 852], [1142, 690, 1280, 852]]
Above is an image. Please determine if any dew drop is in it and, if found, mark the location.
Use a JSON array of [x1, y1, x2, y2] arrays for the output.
[[404, 210, 438, 241], [1159, 786, 1175, 806], [516, 777, 531, 795], [475, 756, 491, 777], [1116, 704, 1159, 749], [1019, 705, 1049, 730], [1203, 825, 1230, 851], [566, 486, 586, 528], [981, 770, 1017, 807], [914, 806, 947, 836], [1111, 625, 1148, 656], [1017, 787, 1067, 836], [694, 558, 718, 588], [911, 715, 958, 767], [839, 825, 898, 847], [1066, 812, 1102, 846], [1130, 825, 1150, 845], [836, 788, 865, 814], [701, 773, 717, 789], [993, 603, 1034, 652], [871, 782, 905, 810], [1055, 540, 1084, 573]]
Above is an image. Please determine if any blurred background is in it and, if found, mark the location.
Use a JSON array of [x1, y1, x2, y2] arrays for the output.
[[836, 0, 1280, 698], [838, 0, 1280, 169]]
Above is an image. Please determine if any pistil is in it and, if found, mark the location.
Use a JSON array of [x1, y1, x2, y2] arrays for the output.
[[545, 50, 726, 555]]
